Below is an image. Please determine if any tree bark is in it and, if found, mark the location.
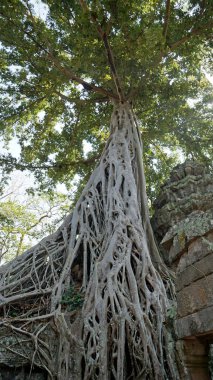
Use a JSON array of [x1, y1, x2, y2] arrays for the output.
[[0, 103, 178, 379]]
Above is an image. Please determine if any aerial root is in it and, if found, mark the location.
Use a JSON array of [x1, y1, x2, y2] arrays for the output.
[[0, 104, 177, 379]]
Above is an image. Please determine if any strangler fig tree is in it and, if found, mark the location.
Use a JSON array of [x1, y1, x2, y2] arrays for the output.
[[0, 0, 212, 379]]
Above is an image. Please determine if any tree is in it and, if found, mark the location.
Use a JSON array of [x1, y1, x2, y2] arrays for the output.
[[0, 0, 212, 198], [0, 180, 70, 262], [0, 1, 212, 379]]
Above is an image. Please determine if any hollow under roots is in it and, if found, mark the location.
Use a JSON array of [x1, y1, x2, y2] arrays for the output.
[[0, 103, 177, 379]]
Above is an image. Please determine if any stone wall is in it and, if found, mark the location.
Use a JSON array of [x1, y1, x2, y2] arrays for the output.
[[152, 160, 213, 379], [0, 365, 47, 380], [0, 324, 57, 378]]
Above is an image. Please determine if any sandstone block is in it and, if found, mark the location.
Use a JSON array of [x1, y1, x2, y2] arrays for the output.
[[175, 305, 213, 338], [177, 273, 213, 317], [176, 251, 213, 292]]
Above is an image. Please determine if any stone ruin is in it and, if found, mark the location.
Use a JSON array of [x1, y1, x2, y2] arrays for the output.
[[152, 160, 213, 380], [0, 160, 212, 379], [0, 366, 46, 380]]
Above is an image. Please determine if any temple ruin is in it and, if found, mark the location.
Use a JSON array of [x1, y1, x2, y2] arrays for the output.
[[0, 160, 213, 379], [152, 160, 213, 379]]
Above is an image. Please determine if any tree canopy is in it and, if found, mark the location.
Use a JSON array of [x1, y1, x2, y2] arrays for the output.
[[0, 182, 70, 262], [0, 0, 212, 201]]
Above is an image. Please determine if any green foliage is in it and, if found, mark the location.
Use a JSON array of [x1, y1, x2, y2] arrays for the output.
[[0, 0, 212, 200], [166, 302, 177, 320], [0, 183, 70, 262], [61, 286, 84, 311]]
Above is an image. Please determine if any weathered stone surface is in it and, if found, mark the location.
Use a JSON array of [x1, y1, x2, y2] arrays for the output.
[[152, 160, 213, 246], [153, 161, 213, 329], [152, 191, 213, 245], [179, 338, 211, 380], [177, 272, 213, 318], [0, 325, 58, 372], [161, 210, 213, 248], [153, 161, 213, 379], [0, 365, 47, 380], [175, 306, 213, 339], [165, 233, 186, 265], [176, 251, 213, 292], [0, 332, 33, 367], [178, 233, 213, 273], [160, 210, 213, 266]]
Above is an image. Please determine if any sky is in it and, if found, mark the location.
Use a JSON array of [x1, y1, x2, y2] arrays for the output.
[[29, 0, 49, 20]]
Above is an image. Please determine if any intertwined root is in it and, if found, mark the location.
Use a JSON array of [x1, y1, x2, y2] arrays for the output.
[[0, 104, 177, 379]]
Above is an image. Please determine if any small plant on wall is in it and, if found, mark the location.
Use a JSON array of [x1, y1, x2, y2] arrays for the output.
[[61, 286, 84, 311]]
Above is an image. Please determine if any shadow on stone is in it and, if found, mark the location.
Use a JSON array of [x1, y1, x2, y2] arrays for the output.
[[0, 365, 47, 380]]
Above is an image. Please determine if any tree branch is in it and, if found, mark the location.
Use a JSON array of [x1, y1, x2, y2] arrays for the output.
[[0, 9, 118, 102], [22, 25, 118, 100], [0, 289, 52, 306], [169, 22, 213, 50], [0, 155, 100, 171], [162, 0, 171, 39], [46, 50, 118, 100], [79, 0, 125, 102], [54, 90, 109, 105], [0, 192, 14, 201], [102, 33, 125, 101], [165, 0, 211, 51]]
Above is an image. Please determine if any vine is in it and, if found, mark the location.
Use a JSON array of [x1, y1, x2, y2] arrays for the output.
[[0, 103, 178, 379]]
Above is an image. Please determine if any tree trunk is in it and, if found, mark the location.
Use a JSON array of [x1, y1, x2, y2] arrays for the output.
[[0, 103, 178, 379]]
